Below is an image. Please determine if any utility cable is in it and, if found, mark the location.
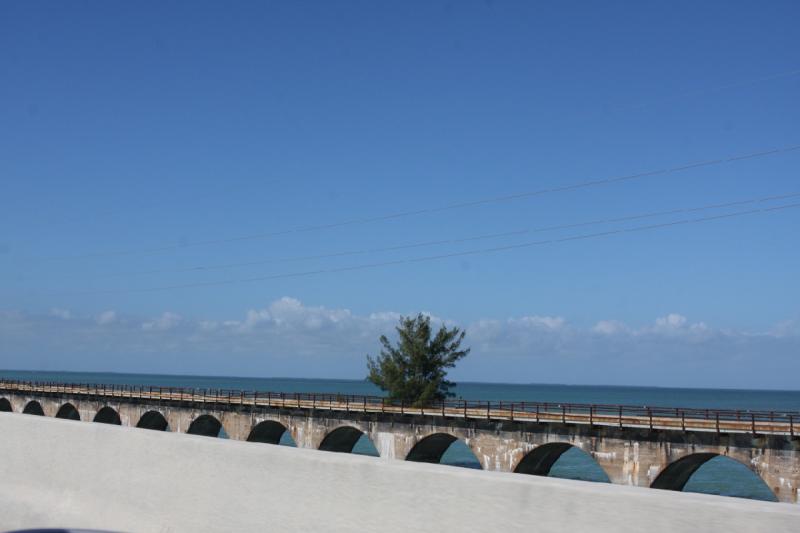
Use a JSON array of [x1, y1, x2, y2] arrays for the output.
[[75, 201, 800, 294], [99, 191, 800, 278], [45, 143, 800, 261]]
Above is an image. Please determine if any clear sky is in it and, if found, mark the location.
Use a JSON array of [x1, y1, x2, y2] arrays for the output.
[[1, 1, 798, 388]]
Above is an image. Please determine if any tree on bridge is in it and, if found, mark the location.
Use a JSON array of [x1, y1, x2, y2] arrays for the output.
[[367, 314, 469, 407]]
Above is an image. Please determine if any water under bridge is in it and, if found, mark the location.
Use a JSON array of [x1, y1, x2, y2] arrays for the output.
[[0, 379, 797, 503]]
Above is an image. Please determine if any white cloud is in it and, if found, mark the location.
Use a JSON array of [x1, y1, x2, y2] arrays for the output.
[[141, 312, 182, 331], [96, 310, 117, 325], [770, 319, 800, 338], [654, 313, 688, 330], [234, 297, 358, 333], [516, 315, 565, 330], [1, 299, 799, 388], [593, 319, 628, 335], [49, 308, 71, 320]]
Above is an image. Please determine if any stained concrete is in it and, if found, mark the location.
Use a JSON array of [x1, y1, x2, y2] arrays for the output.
[[1, 413, 799, 533], [3, 391, 799, 503]]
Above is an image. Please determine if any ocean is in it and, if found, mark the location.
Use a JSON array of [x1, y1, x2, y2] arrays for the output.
[[2, 369, 795, 503]]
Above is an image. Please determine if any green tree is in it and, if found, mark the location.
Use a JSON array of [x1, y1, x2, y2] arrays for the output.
[[367, 314, 470, 406]]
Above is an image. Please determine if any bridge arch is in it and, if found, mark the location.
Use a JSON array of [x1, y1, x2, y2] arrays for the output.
[[651, 453, 777, 501], [187, 414, 224, 437], [247, 420, 293, 445], [0, 398, 12, 412], [319, 426, 379, 456], [514, 442, 610, 482], [23, 400, 45, 416], [55, 403, 80, 420], [136, 410, 169, 431], [406, 433, 482, 469], [93, 406, 121, 425]]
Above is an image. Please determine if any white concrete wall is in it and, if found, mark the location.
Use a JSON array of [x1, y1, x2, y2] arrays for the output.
[[0, 413, 798, 533]]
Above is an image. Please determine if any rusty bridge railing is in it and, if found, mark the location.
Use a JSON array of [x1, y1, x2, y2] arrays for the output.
[[0, 378, 796, 436]]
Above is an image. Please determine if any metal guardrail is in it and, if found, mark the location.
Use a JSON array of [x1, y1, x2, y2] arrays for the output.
[[0, 379, 796, 436]]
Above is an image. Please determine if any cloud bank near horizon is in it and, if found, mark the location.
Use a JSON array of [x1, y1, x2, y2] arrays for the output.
[[1, 297, 797, 390]]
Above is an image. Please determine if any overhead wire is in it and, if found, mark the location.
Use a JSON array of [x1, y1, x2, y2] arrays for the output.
[[100, 191, 800, 278], [43, 143, 800, 261], [73, 201, 800, 294]]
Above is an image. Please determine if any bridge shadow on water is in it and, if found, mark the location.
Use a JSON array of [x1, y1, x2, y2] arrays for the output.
[[319, 426, 379, 456], [351, 433, 379, 456], [439, 439, 482, 469], [136, 410, 169, 431], [22, 401, 45, 416], [93, 406, 121, 425], [406, 434, 482, 469], [547, 447, 610, 483], [187, 414, 227, 438], [514, 443, 609, 483], [55, 403, 80, 421], [666, 455, 777, 502], [279, 430, 297, 447]]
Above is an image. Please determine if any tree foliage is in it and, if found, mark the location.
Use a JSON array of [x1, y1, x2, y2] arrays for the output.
[[367, 314, 470, 406]]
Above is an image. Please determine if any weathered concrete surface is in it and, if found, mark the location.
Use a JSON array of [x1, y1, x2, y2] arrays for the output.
[[4, 392, 799, 503], [1, 414, 798, 533]]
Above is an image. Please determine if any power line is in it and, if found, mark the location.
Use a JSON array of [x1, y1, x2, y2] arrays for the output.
[[100, 191, 800, 278], [45, 143, 800, 261], [76, 201, 800, 295]]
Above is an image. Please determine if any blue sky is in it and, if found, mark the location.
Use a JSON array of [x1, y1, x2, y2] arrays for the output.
[[1, 1, 798, 388]]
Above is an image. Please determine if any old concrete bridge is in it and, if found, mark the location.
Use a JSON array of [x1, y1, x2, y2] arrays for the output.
[[1, 379, 798, 503]]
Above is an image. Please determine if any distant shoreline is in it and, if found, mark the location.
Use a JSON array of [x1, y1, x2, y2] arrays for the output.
[[2, 369, 799, 412], [2, 367, 797, 393]]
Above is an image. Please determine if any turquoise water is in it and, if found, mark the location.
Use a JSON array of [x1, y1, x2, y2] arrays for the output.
[[2, 369, 794, 502], [684, 456, 777, 502], [549, 447, 610, 483]]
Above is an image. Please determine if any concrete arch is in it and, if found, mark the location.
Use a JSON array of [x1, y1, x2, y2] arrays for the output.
[[406, 433, 482, 469], [93, 406, 121, 425], [513, 442, 610, 482], [23, 400, 45, 416], [406, 433, 457, 463], [0, 398, 12, 412], [247, 420, 289, 445], [187, 414, 223, 437], [319, 426, 371, 454], [651, 453, 718, 491], [651, 453, 777, 500], [137, 410, 169, 431], [514, 442, 573, 475], [55, 403, 80, 420]]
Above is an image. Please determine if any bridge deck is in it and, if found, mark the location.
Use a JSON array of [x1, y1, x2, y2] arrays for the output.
[[1, 380, 796, 436]]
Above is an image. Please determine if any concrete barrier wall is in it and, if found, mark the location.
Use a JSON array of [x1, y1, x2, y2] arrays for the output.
[[0, 413, 798, 533]]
